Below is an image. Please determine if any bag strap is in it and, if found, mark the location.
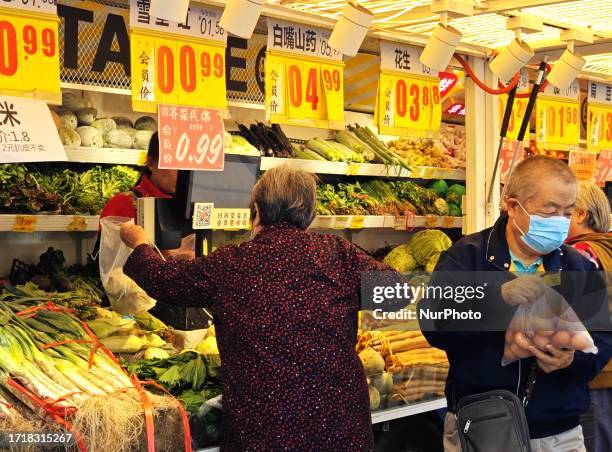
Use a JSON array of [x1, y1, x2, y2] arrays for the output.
[[522, 362, 539, 407]]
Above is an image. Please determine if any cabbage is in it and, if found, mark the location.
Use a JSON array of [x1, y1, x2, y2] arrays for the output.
[[135, 116, 157, 132], [426, 252, 442, 273], [407, 230, 452, 266], [434, 197, 449, 216], [57, 109, 77, 129], [383, 244, 417, 272]]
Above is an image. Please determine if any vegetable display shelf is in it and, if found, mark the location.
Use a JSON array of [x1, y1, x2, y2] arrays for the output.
[[260, 158, 466, 181], [64, 146, 147, 166], [310, 215, 463, 230], [370, 397, 447, 424], [0, 215, 99, 232]]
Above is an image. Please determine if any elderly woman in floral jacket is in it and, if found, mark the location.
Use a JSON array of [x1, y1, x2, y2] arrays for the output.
[[119, 166, 393, 451]]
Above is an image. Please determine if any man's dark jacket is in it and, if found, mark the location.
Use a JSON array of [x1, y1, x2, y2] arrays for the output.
[[420, 215, 612, 439]]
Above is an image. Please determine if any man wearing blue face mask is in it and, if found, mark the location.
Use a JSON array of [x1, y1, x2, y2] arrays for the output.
[[421, 156, 612, 452]]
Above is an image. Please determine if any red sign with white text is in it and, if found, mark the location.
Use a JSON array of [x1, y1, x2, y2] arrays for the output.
[[158, 104, 224, 171], [499, 139, 525, 184], [593, 150, 612, 187]]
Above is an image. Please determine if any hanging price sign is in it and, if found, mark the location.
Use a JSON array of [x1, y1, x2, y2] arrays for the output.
[[586, 82, 612, 153], [0, 3, 60, 103], [376, 42, 441, 137], [265, 19, 344, 129], [377, 70, 441, 136], [499, 96, 529, 140], [593, 150, 612, 186], [568, 150, 597, 181], [129, 1, 227, 112], [157, 104, 225, 171], [535, 81, 580, 151]]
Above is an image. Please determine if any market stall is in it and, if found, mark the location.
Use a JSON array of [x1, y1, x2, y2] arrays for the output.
[[0, 0, 611, 450]]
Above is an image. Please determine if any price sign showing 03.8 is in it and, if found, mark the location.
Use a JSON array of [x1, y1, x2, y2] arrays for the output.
[[0, 2, 61, 102], [157, 104, 225, 171]]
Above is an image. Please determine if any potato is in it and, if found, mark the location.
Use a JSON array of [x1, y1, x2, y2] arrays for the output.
[[532, 334, 550, 350], [550, 330, 571, 349], [514, 331, 533, 350], [510, 342, 532, 359]]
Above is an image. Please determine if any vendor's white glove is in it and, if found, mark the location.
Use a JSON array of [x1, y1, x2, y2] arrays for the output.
[[501, 275, 546, 306]]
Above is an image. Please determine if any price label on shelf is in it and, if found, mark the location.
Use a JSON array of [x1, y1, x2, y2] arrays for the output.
[[377, 70, 441, 137], [66, 216, 87, 232], [333, 216, 351, 229], [130, 32, 226, 112], [346, 163, 360, 175], [0, 4, 60, 102], [586, 104, 612, 153], [593, 150, 612, 187], [568, 150, 597, 181], [157, 104, 224, 171], [535, 96, 580, 151], [12, 215, 37, 232], [349, 216, 365, 229], [498, 95, 529, 141], [265, 51, 344, 129]]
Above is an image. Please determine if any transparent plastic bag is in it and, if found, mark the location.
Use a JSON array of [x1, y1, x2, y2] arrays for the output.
[[502, 283, 597, 366], [99, 216, 156, 315]]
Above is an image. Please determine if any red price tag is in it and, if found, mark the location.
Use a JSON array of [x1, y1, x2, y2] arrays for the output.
[[568, 150, 597, 181], [593, 150, 612, 186], [157, 104, 225, 171], [499, 140, 525, 184]]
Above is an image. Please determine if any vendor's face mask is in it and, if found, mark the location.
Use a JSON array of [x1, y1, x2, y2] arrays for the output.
[[513, 200, 570, 255]]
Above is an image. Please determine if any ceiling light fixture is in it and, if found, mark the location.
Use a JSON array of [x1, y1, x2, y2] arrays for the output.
[[149, 0, 190, 23], [328, 2, 374, 57], [219, 0, 265, 39], [547, 29, 592, 90]]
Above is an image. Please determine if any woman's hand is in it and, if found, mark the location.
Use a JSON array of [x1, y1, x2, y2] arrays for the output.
[[120, 224, 148, 249]]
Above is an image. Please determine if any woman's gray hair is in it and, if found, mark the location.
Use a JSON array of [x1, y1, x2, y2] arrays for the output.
[[250, 166, 317, 229], [576, 180, 611, 233]]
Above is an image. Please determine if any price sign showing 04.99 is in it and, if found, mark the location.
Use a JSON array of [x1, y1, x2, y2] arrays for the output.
[[0, 2, 61, 103], [157, 104, 224, 171]]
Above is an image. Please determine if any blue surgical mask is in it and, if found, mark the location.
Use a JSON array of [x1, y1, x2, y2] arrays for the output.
[[512, 201, 570, 254]]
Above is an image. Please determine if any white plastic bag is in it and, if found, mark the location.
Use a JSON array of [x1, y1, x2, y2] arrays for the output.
[[502, 283, 597, 366], [99, 216, 156, 315]]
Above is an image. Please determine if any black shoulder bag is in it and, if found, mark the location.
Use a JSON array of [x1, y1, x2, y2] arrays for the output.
[[455, 363, 537, 452]]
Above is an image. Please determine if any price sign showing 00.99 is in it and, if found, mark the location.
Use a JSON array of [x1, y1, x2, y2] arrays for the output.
[[131, 32, 227, 113], [0, 6, 60, 100], [157, 104, 225, 171]]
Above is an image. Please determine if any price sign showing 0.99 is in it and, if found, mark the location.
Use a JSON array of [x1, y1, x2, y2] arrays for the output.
[[157, 104, 225, 171], [0, 4, 60, 101]]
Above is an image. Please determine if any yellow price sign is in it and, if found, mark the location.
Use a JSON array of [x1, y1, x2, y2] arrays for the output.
[[499, 95, 529, 140], [586, 104, 612, 152], [66, 216, 87, 232], [535, 97, 580, 150], [377, 70, 441, 137], [0, 8, 60, 102], [346, 163, 361, 176], [265, 51, 344, 130], [130, 30, 227, 112], [349, 216, 365, 229], [12, 215, 37, 232]]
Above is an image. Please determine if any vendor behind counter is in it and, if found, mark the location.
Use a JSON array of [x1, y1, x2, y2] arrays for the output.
[[98, 133, 208, 330]]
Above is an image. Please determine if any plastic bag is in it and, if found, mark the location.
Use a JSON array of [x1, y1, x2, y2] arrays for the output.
[[164, 233, 196, 261], [99, 216, 156, 315], [502, 283, 597, 366]]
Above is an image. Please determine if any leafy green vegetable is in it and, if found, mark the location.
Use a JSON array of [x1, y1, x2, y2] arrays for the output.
[[383, 244, 418, 272]]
